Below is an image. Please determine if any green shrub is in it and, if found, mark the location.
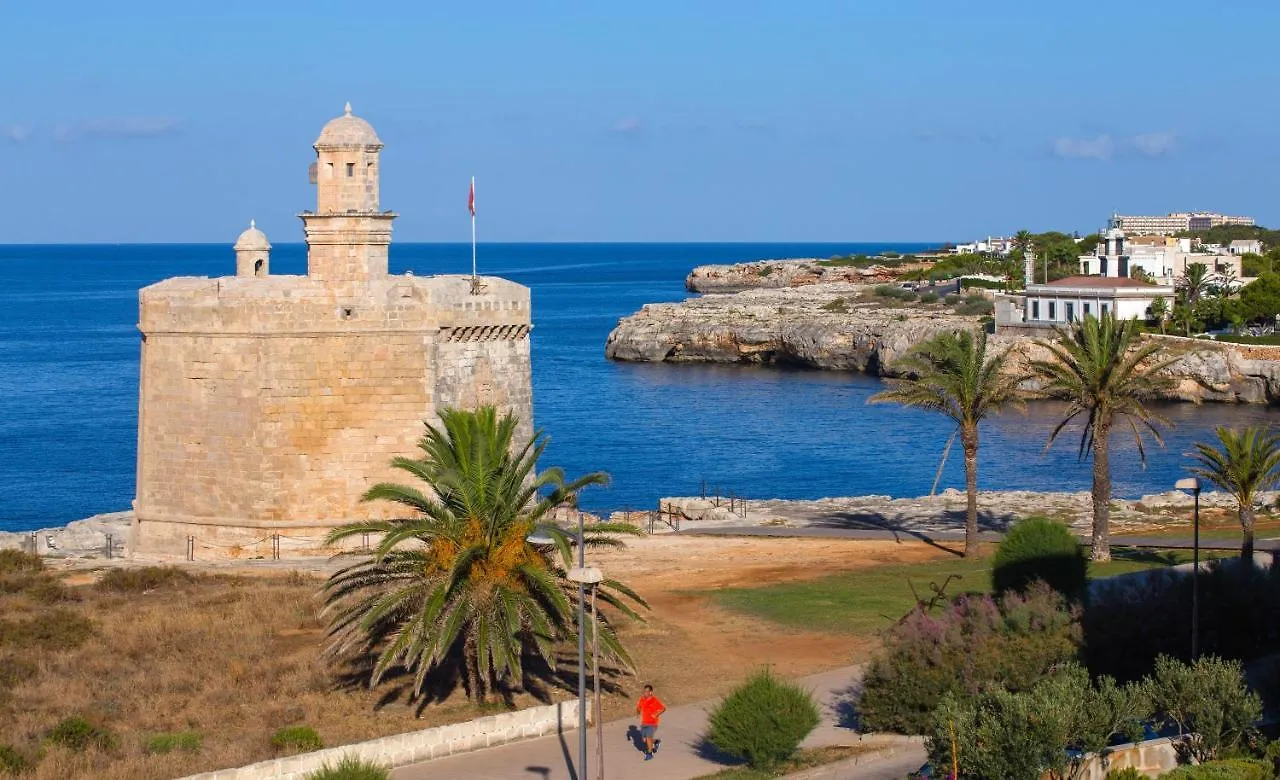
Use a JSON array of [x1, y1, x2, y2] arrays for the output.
[[820, 297, 849, 314], [271, 725, 323, 754], [920, 292, 939, 304], [1145, 655, 1262, 765], [304, 755, 390, 780], [0, 610, 93, 651], [0, 744, 28, 773], [96, 566, 193, 593], [872, 284, 899, 298], [858, 582, 1080, 734], [145, 731, 203, 754], [954, 298, 995, 316], [706, 670, 820, 771], [944, 293, 961, 305], [1105, 768, 1145, 780], [961, 278, 1007, 291], [1159, 758, 1274, 779], [926, 664, 1149, 780], [46, 717, 116, 752], [992, 516, 1087, 600], [756, 265, 774, 277]]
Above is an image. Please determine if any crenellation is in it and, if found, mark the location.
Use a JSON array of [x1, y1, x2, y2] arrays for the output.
[[134, 106, 533, 557]]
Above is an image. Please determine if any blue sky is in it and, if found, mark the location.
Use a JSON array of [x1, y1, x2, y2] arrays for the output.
[[1, 0, 1276, 243]]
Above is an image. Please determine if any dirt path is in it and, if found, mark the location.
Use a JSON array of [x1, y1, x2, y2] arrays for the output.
[[587, 536, 953, 719]]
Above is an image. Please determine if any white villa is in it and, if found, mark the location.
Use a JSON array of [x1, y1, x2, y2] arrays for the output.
[[994, 227, 1176, 333]]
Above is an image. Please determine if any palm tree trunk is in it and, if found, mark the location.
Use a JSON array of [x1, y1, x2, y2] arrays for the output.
[[1091, 421, 1112, 562], [1240, 503, 1256, 562], [962, 425, 980, 557]]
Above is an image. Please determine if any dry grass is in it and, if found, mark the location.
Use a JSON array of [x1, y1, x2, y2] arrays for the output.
[[0, 555, 547, 779]]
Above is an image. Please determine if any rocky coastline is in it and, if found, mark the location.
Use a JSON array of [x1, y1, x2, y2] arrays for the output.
[[685, 259, 902, 293], [606, 274, 1280, 404], [0, 511, 132, 558], [654, 488, 1254, 537]]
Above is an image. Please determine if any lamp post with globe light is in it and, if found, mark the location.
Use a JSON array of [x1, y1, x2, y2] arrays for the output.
[[530, 510, 605, 780], [1175, 476, 1201, 660]]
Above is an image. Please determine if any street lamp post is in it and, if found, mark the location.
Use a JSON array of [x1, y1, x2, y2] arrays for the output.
[[566, 511, 604, 780], [1175, 477, 1201, 661]]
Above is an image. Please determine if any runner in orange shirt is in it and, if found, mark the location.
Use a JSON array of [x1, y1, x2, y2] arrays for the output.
[[635, 684, 666, 761]]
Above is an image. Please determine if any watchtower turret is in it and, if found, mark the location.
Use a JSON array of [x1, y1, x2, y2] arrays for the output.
[[299, 103, 397, 283], [234, 220, 271, 277]]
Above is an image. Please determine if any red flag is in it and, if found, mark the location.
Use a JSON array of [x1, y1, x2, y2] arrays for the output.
[[468, 178, 475, 217]]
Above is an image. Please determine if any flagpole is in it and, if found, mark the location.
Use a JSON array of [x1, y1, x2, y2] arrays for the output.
[[470, 176, 477, 280]]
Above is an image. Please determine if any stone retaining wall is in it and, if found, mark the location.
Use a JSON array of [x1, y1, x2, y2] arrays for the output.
[[1077, 736, 1179, 779], [177, 700, 589, 780]]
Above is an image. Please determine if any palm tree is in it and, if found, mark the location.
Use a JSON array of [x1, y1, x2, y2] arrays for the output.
[[1189, 426, 1280, 561], [1030, 313, 1176, 562], [1179, 262, 1211, 308], [870, 329, 1024, 556], [322, 406, 647, 702]]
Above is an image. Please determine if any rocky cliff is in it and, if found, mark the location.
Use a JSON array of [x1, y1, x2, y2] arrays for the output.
[[686, 260, 899, 293], [606, 283, 979, 372], [605, 283, 1280, 403]]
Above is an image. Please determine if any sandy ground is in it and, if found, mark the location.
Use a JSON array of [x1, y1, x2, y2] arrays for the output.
[[46, 533, 954, 726]]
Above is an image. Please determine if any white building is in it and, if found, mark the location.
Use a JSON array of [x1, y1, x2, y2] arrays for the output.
[[1229, 239, 1262, 256], [1076, 227, 1242, 284], [995, 277, 1174, 331], [1110, 211, 1255, 236]]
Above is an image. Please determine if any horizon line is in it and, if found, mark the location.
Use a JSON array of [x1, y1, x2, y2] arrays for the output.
[[0, 239, 954, 248]]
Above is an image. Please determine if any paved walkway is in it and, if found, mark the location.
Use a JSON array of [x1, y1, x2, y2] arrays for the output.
[[390, 665, 925, 780]]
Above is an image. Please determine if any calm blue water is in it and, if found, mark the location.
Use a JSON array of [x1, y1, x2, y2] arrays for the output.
[[0, 242, 1276, 531]]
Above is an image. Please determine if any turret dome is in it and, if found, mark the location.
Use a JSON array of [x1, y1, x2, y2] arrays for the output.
[[234, 220, 271, 251], [314, 102, 382, 148]]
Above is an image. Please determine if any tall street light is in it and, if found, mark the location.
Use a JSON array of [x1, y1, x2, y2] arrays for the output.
[[564, 510, 604, 780], [529, 512, 599, 780], [1175, 477, 1201, 661]]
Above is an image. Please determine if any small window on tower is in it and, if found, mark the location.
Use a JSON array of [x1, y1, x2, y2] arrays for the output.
[[346, 163, 355, 177]]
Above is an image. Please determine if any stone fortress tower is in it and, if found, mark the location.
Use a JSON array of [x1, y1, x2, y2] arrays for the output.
[[133, 104, 533, 557]]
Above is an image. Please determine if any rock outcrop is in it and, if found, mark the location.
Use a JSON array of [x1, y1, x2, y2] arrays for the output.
[[605, 283, 1280, 404], [606, 283, 974, 371], [0, 511, 133, 558], [686, 260, 899, 293]]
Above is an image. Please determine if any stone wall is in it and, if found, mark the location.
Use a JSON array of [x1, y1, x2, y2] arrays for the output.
[[135, 274, 533, 558], [176, 700, 588, 780], [1075, 737, 1179, 779]]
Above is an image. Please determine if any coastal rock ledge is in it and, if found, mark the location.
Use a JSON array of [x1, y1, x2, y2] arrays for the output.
[[604, 283, 1280, 403], [606, 283, 972, 372]]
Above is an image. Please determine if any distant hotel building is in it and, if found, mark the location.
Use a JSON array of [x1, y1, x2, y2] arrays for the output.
[[1110, 212, 1255, 236]]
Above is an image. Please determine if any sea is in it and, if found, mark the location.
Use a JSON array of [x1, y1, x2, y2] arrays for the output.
[[1, 242, 1276, 533]]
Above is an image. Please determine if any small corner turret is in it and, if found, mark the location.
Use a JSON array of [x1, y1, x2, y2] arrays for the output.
[[234, 219, 271, 277]]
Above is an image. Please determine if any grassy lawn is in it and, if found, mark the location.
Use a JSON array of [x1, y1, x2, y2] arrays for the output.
[[694, 745, 884, 779], [1114, 516, 1280, 547], [698, 547, 1233, 636]]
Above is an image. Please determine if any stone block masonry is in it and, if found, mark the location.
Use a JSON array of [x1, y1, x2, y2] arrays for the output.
[[175, 700, 589, 780], [133, 105, 534, 557]]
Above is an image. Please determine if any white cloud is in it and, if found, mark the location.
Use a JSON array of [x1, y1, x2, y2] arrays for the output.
[[609, 117, 643, 134], [54, 116, 182, 142], [1132, 131, 1177, 157], [1053, 135, 1114, 160], [1052, 131, 1180, 161], [1, 124, 31, 143]]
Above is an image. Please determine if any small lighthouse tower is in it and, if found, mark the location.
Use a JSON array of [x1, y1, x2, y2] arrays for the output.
[[299, 103, 397, 283]]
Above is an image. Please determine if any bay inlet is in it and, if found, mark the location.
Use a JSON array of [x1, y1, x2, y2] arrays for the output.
[[0, 241, 1276, 532]]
